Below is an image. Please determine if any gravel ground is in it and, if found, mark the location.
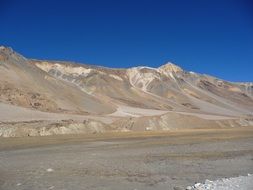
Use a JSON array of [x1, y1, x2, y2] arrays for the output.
[[0, 128, 253, 190], [187, 174, 253, 190]]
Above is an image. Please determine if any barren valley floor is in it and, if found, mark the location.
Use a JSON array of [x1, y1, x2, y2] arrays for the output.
[[0, 127, 253, 190]]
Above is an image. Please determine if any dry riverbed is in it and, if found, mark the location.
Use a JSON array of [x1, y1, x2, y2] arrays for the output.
[[0, 127, 253, 190]]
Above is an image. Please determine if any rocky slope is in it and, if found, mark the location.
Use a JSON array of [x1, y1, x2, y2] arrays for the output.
[[0, 46, 253, 137], [0, 46, 115, 114], [32, 58, 253, 116]]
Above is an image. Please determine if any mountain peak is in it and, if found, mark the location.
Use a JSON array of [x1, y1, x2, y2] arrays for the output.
[[0, 46, 12, 51], [159, 62, 183, 72], [0, 46, 14, 55], [0, 46, 27, 63]]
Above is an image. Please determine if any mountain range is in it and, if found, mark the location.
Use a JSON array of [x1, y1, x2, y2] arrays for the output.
[[0, 46, 252, 137]]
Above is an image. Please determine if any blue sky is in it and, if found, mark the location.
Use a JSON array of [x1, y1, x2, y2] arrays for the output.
[[1, 0, 253, 81]]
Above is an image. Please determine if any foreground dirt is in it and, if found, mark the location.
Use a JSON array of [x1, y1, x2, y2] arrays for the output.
[[0, 127, 253, 190]]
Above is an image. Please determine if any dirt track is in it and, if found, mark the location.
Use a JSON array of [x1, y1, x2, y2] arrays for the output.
[[0, 127, 253, 190]]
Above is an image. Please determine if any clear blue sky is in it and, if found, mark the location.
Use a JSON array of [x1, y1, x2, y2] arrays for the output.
[[1, 0, 253, 81]]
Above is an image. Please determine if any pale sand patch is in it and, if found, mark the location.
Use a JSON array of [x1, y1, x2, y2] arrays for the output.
[[108, 105, 168, 117], [0, 103, 113, 124], [109, 104, 235, 120]]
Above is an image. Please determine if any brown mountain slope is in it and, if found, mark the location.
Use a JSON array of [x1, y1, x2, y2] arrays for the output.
[[0, 46, 253, 137], [0, 47, 116, 114], [31, 58, 253, 117]]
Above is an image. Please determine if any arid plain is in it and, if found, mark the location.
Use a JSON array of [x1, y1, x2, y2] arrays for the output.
[[1, 127, 253, 190]]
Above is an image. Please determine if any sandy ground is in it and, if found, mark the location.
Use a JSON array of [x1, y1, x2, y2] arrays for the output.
[[109, 105, 236, 120], [108, 105, 169, 117], [0, 102, 235, 124], [0, 103, 113, 124], [0, 127, 253, 190]]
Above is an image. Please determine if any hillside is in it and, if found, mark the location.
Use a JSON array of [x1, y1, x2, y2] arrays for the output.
[[0, 46, 253, 137]]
